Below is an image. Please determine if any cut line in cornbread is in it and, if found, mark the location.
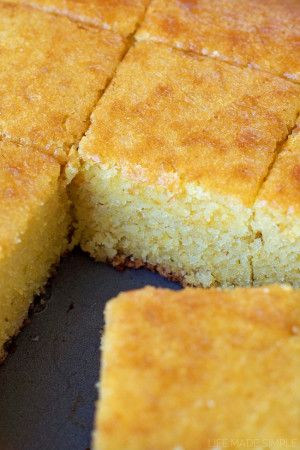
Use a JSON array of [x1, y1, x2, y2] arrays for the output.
[[1, 0, 150, 36], [0, 140, 71, 362], [71, 41, 300, 287], [252, 118, 300, 286], [0, 2, 125, 163], [94, 285, 300, 450], [136, 0, 300, 83]]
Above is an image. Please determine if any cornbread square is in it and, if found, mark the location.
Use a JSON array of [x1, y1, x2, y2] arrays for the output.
[[72, 42, 300, 287], [252, 119, 300, 286], [0, 141, 71, 362], [94, 285, 300, 450], [1, 0, 149, 36], [136, 0, 300, 83], [0, 3, 125, 162]]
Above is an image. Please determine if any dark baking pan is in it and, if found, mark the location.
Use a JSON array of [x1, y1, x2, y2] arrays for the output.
[[0, 248, 180, 450]]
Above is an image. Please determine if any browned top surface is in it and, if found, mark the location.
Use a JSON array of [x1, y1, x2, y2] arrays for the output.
[[137, 0, 300, 82], [1, 0, 149, 36], [0, 3, 125, 162], [0, 140, 60, 255], [80, 42, 300, 206], [255, 117, 300, 215], [96, 285, 300, 450]]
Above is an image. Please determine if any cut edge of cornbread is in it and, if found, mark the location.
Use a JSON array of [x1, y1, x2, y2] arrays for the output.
[[0, 145, 72, 362], [0, 191, 70, 362], [252, 205, 300, 287], [72, 120, 300, 288], [94, 285, 300, 450], [71, 161, 253, 288], [72, 118, 300, 287], [70, 39, 300, 288], [252, 120, 300, 287]]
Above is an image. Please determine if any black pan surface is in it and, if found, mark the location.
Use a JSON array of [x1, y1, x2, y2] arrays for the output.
[[0, 248, 180, 450]]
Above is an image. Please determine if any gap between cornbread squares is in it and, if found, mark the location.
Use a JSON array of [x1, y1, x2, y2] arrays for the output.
[[71, 40, 300, 288], [0, 139, 71, 362], [94, 286, 300, 450], [252, 117, 300, 286], [0, 0, 151, 36], [136, 0, 300, 83], [0, 2, 126, 166]]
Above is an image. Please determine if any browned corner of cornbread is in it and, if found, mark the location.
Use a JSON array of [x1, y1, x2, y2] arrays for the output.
[[0, 2, 125, 163], [136, 0, 300, 82], [0, 140, 71, 361], [0, 0, 150, 37], [94, 285, 300, 450], [252, 117, 300, 286], [71, 41, 300, 287]]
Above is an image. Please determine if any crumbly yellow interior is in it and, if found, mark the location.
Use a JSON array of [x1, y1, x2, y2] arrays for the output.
[[71, 163, 252, 287], [71, 42, 300, 288], [0, 184, 70, 361], [0, 144, 71, 361], [72, 152, 300, 288], [252, 123, 300, 286], [252, 205, 300, 286]]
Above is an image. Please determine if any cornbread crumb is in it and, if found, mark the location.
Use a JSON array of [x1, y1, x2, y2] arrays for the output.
[[94, 286, 300, 449], [136, 0, 300, 82], [0, 141, 71, 361], [252, 119, 300, 286], [72, 42, 300, 287]]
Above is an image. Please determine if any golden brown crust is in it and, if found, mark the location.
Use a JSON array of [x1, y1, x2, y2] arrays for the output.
[[1, 0, 149, 36], [95, 285, 300, 449], [0, 3, 125, 162], [137, 0, 300, 82], [80, 41, 300, 206], [255, 118, 300, 214]]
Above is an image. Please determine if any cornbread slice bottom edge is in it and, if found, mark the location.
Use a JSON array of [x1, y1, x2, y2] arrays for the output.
[[0, 179, 71, 362], [71, 162, 252, 288]]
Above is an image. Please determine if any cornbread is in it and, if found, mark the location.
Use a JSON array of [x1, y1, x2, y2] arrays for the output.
[[72, 41, 300, 287], [136, 0, 300, 83], [0, 3, 125, 163], [1, 0, 150, 36], [0, 141, 71, 362], [252, 119, 300, 286], [94, 285, 300, 450]]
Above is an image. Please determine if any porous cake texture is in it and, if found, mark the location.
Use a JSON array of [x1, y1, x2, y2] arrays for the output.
[[1, 0, 150, 36], [136, 0, 300, 83], [0, 2, 125, 163], [94, 285, 300, 450], [0, 141, 71, 362], [72, 41, 300, 287], [252, 119, 300, 286]]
